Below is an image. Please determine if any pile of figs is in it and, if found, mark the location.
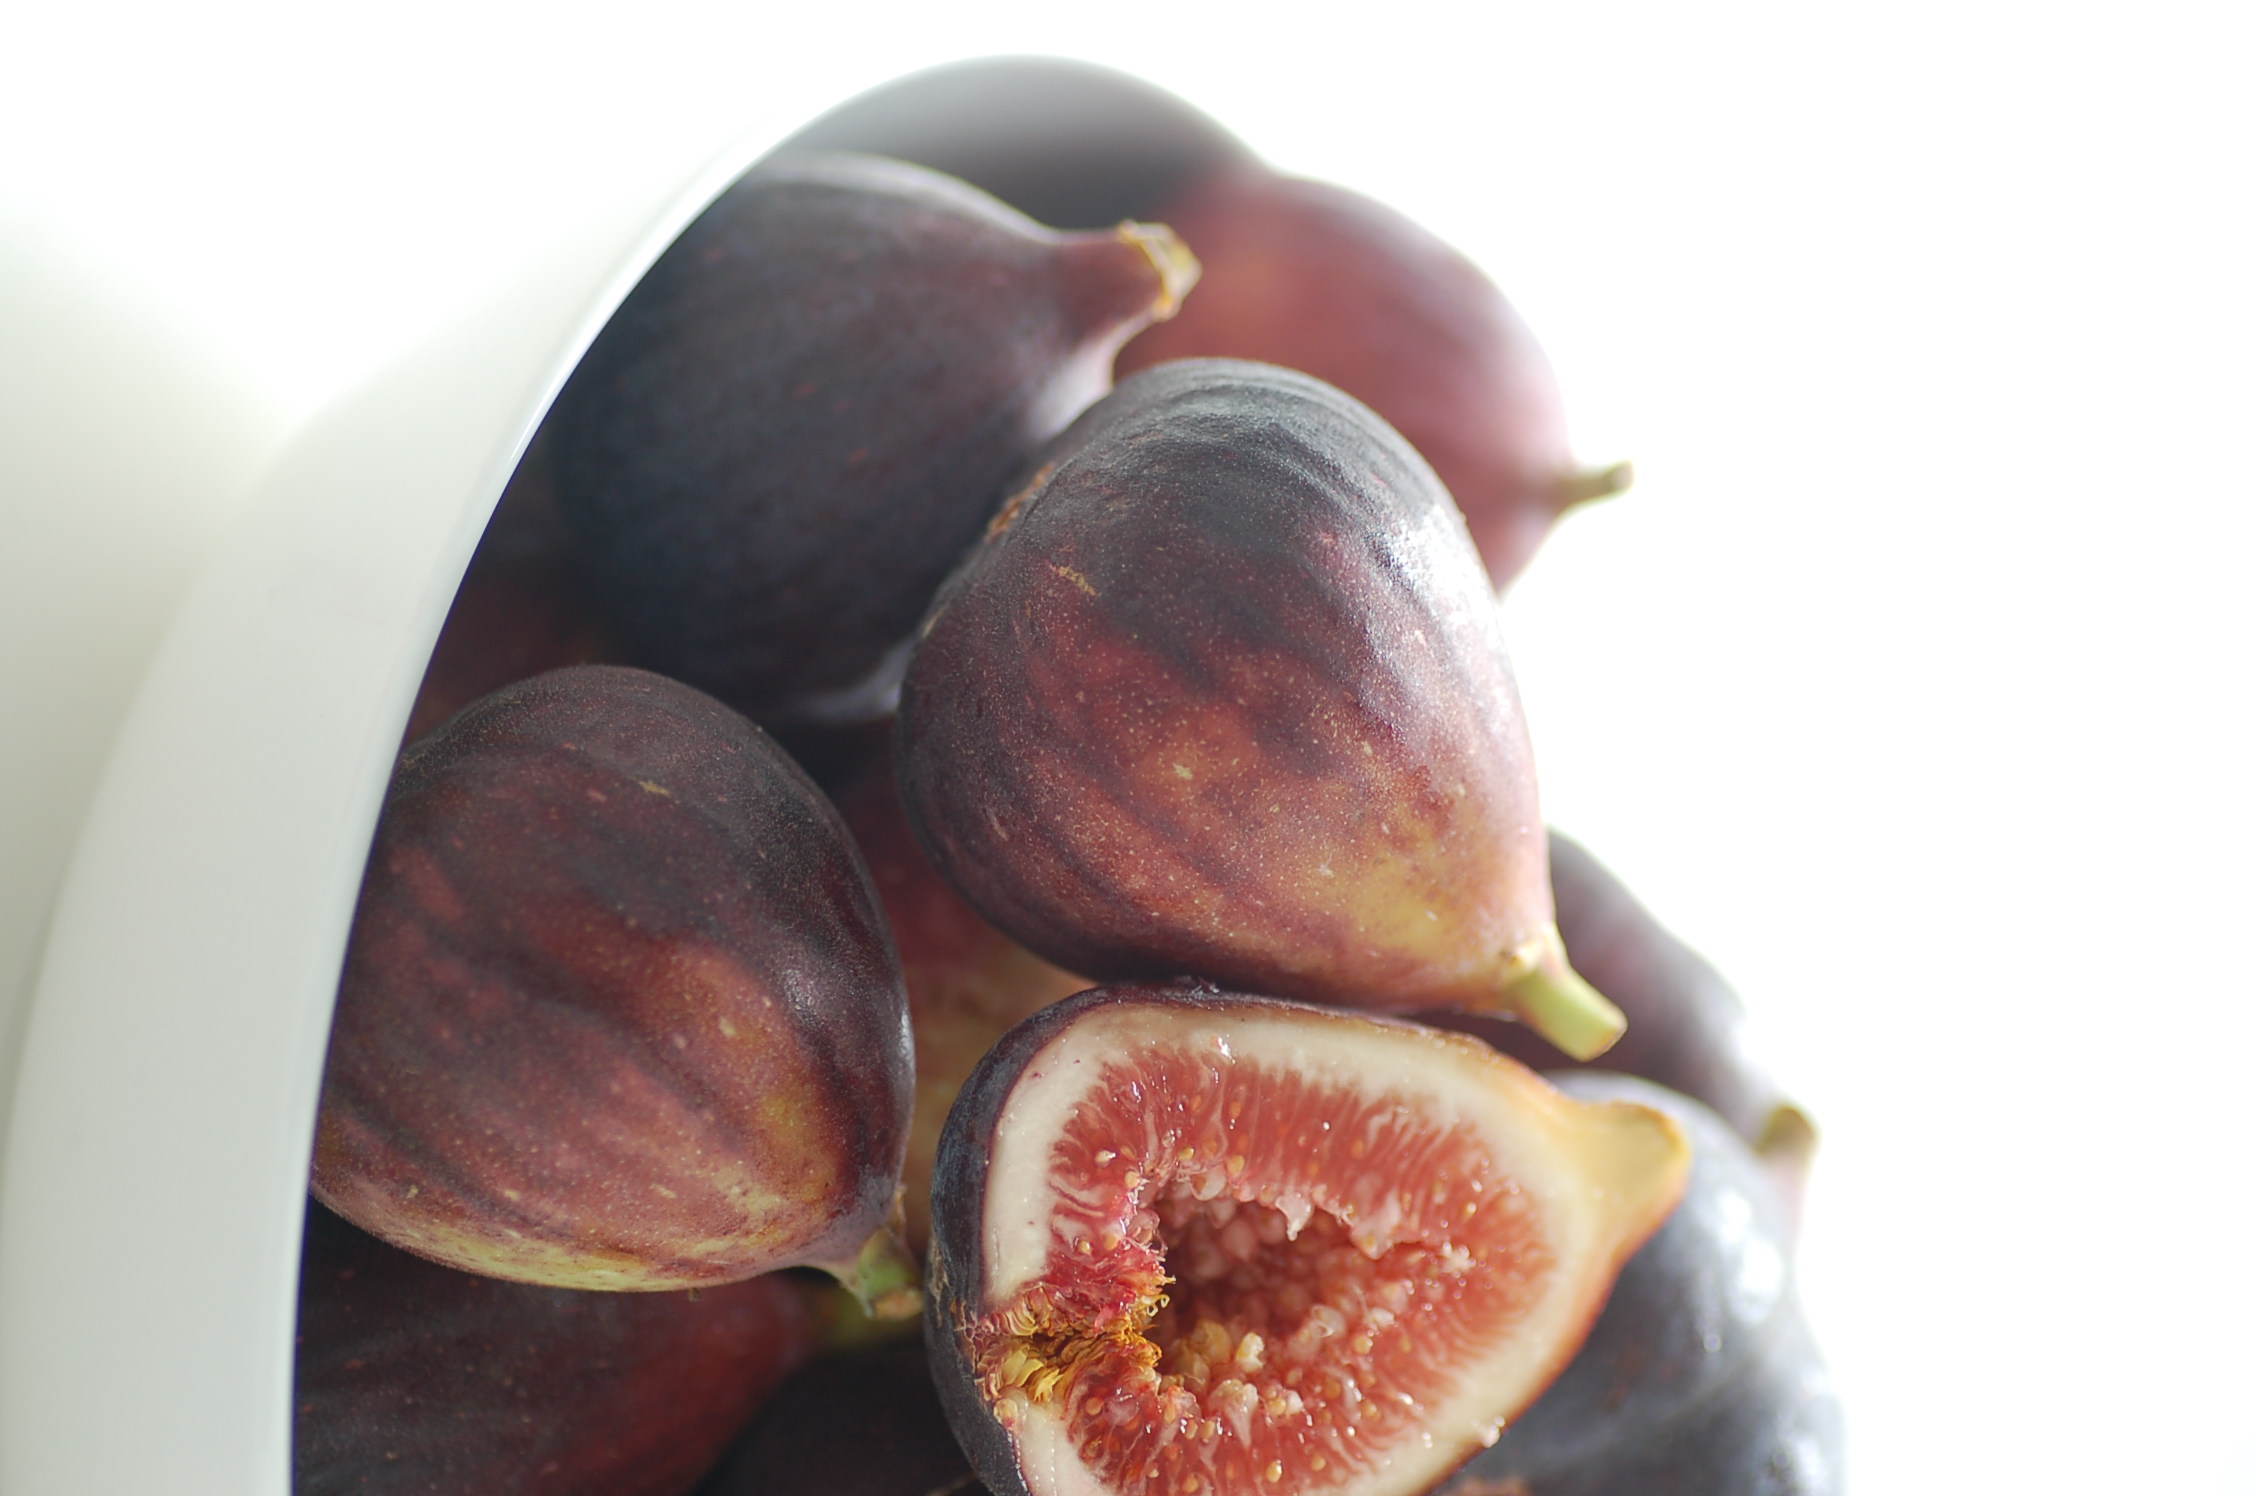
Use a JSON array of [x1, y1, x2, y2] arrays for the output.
[[301, 56, 1841, 1496]]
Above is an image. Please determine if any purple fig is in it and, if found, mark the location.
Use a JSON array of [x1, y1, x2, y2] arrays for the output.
[[896, 359, 1624, 1058], [313, 665, 918, 1311]]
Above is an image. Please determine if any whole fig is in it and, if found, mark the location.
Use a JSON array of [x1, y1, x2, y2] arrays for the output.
[[896, 360, 1623, 1058], [544, 151, 1197, 725], [1118, 166, 1627, 586], [313, 665, 917, 1309]]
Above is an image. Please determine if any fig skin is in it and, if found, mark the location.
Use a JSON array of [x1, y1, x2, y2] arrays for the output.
[[776, 54, 1255, 231], [313, 664, 918, 1304], [833, 747, 1088, 1257], [696, 1338, 986, 1496], [896, 359, 1622, 1058], [925, 984, 1690, 1496], [404, 439, 625, 745], [295, 1200, 821, 1496], [1118, 166, 1627, 587], [1421, 829, 1817, 1201], [543, 151, 1198, 727], [1436, 1074, 1845, 1496]]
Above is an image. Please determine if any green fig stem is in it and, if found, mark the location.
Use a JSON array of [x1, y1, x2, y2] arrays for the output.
[[1555, 459, 1635, 513], [1500, 927, 1627, 1061], [812, 1219, 924, 1322], [1114, 220, 1203, 320], [1755, 1100, 1820, 1175]]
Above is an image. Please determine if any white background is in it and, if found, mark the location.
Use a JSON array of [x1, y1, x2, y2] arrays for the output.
[[6, 1, 2253, 1491]]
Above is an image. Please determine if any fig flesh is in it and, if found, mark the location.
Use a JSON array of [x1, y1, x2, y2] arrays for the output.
[[1437, 1074, 1843, 1495], [925, 985, 1690, 1496], [777, 55, 1255, 231], [313, 665, 917, 1309], [896, 359, 1623, 1058], [295, 1200, 820, 1496], [1117, 167, 1627, 587], [544, 151, 1198, 725]]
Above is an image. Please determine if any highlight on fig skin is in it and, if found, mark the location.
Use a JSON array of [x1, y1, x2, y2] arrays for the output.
[[924, 985, 1689, 1496], [312, 666, 920, 1315], [896, 359, 1622, 1059], [1118, 164, 1628, 587], [543, 151, 1198, 728]]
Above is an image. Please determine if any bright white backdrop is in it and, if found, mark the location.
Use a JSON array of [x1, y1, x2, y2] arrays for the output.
[[5, 2, 2253, 1492]]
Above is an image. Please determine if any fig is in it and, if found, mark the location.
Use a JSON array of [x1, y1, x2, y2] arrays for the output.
[[1436, 1074, 1844, 1495], [1422, 830, 1817, 1196], [925, 984, 1690, 1496], [895, 359, 1624, 1059], [698, 1338, 984, 1496], [1117, 166, 1627, 586], [543, 151, 1199, 726], [777, 54, 1255, 231], [835, 748, 1089, 1255], [295, 1199, 820, 1496], [312, 664, 919, 1310]]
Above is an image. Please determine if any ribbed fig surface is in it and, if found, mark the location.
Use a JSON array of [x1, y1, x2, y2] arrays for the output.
[[1118, 168, 1625, 586], [778, 55, 1254, 231], [313, 665, 916, 1302], [896, 359, 1621, 1058], [926, 985, 1690, 1496], [296, 1200, 820, 1496], [544, 151, 1196, 725], [1437, 1074, 1843, 1495]]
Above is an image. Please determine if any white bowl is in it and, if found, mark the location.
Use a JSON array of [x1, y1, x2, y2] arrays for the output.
[[0, 113, 808, 1496]]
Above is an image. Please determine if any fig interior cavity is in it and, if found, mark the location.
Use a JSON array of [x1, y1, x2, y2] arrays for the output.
[[929, 986, 1689, 1496]]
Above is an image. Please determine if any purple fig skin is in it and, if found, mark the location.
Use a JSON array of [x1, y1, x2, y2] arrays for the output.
[[1421, 829, 1818, 1198], [295, 1200, 822, 1496], [1434, 1074, 1845, 1496], [695, 1338, 986, 1496], [896, 359, 1622, 1057], [544, 151, 1197, 727], [777, 54, 1255, 231], [313, 665, 916, 1297], [1119, 166, 1627, 588]]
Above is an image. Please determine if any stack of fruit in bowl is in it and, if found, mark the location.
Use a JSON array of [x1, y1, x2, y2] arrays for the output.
[[295, 57, 1841, 1496]]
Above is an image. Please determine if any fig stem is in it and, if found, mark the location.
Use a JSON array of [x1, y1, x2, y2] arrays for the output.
[[1114, 220, 1203, 320], [813, 1222, 925, 1322], [1500, 928, 1627, 1061], [1556, 459, 1635, 512]]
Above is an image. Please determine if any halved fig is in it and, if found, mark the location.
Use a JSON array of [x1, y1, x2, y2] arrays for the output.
[[926, 985, 1690, 1496]]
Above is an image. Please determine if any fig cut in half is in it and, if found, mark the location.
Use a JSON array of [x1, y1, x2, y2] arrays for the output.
[[927, 985, 1690, 1496]]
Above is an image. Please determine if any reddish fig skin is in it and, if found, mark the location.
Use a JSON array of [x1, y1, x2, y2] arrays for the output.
[[1119, 166, 1626, 587], [835, 749, 1088, 1256], [1422, 829, 1818, 1204], [897, 359, 1622, 1058], [313, 665, 917, 1302], [777, 54, 1256, 231], [1436, 1075, 1844, 1496], [296, 1200, 822, 1496], [404, 443, 625, 745], [697, 1339, 986, 1496], [925, 984, 1689, 1496], [545, 152, 1198, 726]]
